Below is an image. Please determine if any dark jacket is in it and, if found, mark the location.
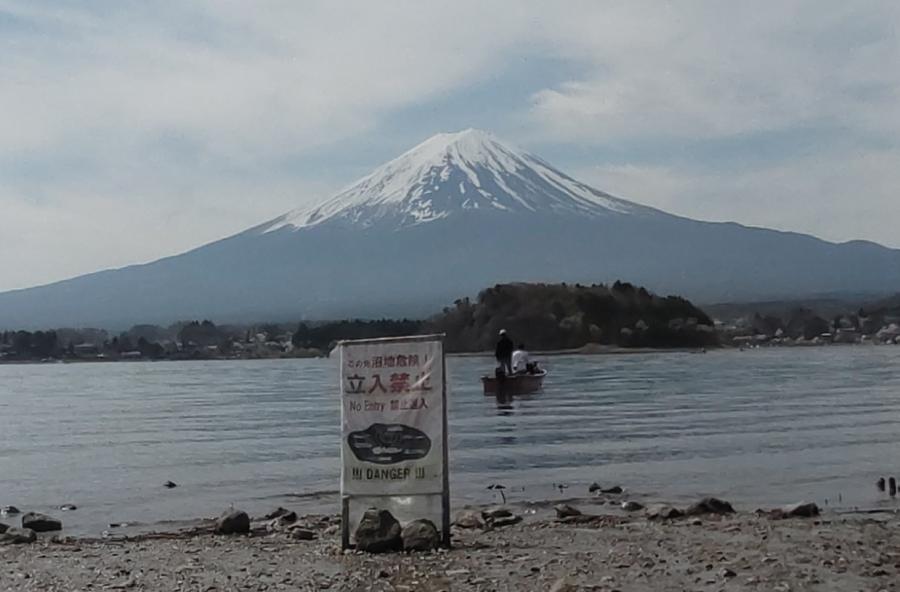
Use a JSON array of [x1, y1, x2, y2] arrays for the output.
[[495, 335, 514, 360]]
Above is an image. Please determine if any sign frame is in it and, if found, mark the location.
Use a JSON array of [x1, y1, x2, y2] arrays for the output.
[[338, 334, 450, 549]]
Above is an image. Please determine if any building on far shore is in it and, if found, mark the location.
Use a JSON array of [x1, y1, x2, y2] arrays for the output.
[[73, 343, 100, 357]]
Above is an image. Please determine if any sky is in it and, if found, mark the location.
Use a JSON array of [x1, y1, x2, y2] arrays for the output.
[[2, 0, 899, 292]]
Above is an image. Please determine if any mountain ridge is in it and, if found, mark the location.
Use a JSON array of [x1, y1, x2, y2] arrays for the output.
[[1, 129, 899, 329]]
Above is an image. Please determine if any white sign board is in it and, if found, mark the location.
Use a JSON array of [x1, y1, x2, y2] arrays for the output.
[[340, 336, 445, 497]]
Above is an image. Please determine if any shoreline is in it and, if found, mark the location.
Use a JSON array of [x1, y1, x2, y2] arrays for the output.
[[0, 345, 679, 365], [4, 494, 900, 591], [4, 340, 897, 366], [449, 345, 707, 357]]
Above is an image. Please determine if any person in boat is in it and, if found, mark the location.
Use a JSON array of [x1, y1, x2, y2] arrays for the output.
[[495, 329, 514, 376], [511, 343, 530, 375]]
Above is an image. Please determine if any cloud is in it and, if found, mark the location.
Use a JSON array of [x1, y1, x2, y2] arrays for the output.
[[526, 1, 900, 143], [0, 0, 544, 161], [577, 146, 900, 248]]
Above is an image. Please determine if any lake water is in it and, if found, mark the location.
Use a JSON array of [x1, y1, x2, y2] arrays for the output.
[[2, 347, 900, 535]]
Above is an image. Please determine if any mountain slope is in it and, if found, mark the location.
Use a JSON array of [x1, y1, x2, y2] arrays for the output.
[[1, 129, 899, 329]]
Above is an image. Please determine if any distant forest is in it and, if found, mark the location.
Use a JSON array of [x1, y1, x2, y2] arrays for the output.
[[429, 281, 716, 352], [0, 281, 717, 362], [717, 292, 900, 344]]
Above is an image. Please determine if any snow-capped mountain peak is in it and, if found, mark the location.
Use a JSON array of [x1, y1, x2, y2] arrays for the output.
[[263, 129, 642, 232]]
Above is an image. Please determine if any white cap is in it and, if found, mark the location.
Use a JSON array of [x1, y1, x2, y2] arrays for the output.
[[499, 329, 507, 335]]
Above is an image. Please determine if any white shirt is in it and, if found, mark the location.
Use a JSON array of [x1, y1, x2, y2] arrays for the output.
[[511, 349, 530, 372]]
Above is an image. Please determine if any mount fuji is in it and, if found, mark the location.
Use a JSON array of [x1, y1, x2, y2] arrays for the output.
[[2, 129, 899, 328]]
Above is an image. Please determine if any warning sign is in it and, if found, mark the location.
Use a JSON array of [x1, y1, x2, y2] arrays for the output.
[[339, 336, 445, 496]]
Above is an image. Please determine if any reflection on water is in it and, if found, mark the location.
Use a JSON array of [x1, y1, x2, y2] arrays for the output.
[[495, 403, 515, 415], [493, 414, 519, 447], [1, 347, 900, 535], [493, 391, 542, 414]]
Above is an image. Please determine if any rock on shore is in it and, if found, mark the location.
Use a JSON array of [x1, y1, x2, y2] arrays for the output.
[[645, 504, 683, 520], [776, 501, 820, 518], [685, 497, 735, 516], [354, 508, 402, 553], [554, 504, 582, 519], [287, 525, 317, 540], [401, 519, 440, 551], [263, 507, 294, 521], [215, 510, 250, 535], [0, 527, 36, 545], [21, 512, 62, 533], [453, 509, 485, 529]]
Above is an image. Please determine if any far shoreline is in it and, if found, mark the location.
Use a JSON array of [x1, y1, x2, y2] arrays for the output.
[[2, 340, 897, 367]]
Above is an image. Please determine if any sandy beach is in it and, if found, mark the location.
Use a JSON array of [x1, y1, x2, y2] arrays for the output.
[[3, 495, 900, 592]]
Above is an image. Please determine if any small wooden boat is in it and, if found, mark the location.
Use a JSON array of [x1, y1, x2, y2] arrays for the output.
[[482, 370, 547, 395]]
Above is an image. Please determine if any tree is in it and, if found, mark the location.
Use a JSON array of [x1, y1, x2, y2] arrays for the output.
[[31, 331, 58, 358], [292, 323, 311, 348], [259, 324, 282, 341], [13, 331, 31, 356], [178, 320, 222, 347]]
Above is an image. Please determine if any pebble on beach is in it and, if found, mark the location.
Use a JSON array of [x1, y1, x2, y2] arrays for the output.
[[645, 504, 684, 520], [0, 526, 36, 545], [264, 507, 293, 520], [554, 504, 582, 519], [265, 509, 299, 532], [482, 507, 513, 520], [453, 509, 485, 529], [549, 577, 579, 592], [287, 524, 317, 540], [487, 514, 522, 528], [481, 506, 523, 528], [684, 497, 735, 516], [2, 502, 900, 591], [776, 501, 820, 518]]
